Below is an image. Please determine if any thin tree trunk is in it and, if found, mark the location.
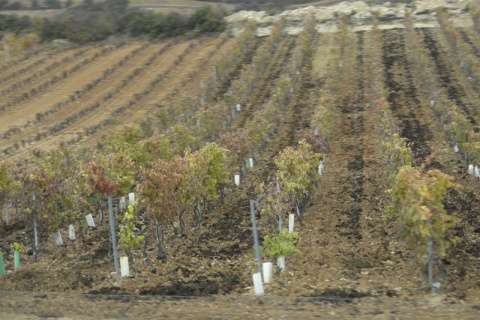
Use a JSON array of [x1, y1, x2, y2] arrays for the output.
[[142, 235, 148, 266], [5, 201, 9, 226], [99, 197, 103, 225], [294, 194, 304, 227], [155, 220, 165, 260], [179, 209, 186, 235], [126, 249, 134, 273], [194, 202, 202, 226]]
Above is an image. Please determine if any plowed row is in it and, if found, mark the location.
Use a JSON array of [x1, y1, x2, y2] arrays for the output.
[[1, 24, 480, 318]]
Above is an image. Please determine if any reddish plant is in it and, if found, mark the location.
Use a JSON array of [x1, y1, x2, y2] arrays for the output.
[[86, 161, 120, 195]]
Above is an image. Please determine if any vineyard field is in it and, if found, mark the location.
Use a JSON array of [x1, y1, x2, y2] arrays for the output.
[[1, 5, 480, 319]]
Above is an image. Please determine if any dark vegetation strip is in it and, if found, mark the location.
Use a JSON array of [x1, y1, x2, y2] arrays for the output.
[[0, 44, 150, 143], [459, 29, 480, 59], [0, 1, 226, 44], [0, 46, 81, 86], [239, 37, 296, 128], [0, 47, 92, 98], [382, 29, 432, 162], [60, 40, 209, 147], [196, 33, 317, 260], [337, 31, 364, 244], [420, 28, 475, 125], [0, 45, 119, 114], [0, 43, 195, 158]]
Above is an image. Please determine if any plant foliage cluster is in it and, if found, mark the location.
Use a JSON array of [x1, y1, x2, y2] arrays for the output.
[[363, 18, 463, 288], [388, 161, 460, 264], [0, 123, 231, 260], [262, 228, 299, 258], [0, 20, 324, 268], [375, 73, 457, 274]]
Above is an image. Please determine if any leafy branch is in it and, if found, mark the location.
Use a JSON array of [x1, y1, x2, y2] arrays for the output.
[[387, 161, 460, 266]]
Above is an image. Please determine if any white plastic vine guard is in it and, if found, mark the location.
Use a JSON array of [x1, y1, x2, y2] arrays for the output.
[[128, 193, 135, 205], [120, 257, 130, 277], [252, 272, 264, 296], [468, 165, 474, 175], [289, 214, 295, 233], [475, 166, 480, 178], [234, 175, 240, 186], [277, 256, 285, 272], [86, 214, 96, 228], [454, 145, 459, 153], [318, 160, 324, 176], [236, 104, 241, 112], [69, 225, 75, 240], [263, 262, 273, 284], [249, 158, 254, 168], [119, 197, 126, 211], [53, 231, 63, 246]]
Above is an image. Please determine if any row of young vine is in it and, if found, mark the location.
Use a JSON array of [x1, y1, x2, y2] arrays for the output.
[[0, 44, 124, 114], [0, 21, 322, 275], [404, 12, 480, 176], [368, 14, 477, 291], [0, 44, 154, 158], [0, 46, 94, 98]]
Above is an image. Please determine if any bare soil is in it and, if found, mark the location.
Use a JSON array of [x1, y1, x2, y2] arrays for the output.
[[0, 24, 480, 318]]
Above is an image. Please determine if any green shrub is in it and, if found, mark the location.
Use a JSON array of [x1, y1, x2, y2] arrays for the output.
[[262, 229, 300, 258]]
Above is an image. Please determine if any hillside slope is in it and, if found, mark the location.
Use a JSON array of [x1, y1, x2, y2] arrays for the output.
[[0, 0, 480, 318]]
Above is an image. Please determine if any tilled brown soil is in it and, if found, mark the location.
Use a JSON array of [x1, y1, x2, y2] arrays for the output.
[[1, 291, 480, 319], [1, 25, 480, 318]]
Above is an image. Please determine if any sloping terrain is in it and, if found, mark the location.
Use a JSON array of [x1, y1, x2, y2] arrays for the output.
[[0, 0, 480, 318]]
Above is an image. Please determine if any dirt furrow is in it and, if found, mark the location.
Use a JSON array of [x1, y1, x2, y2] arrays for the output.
[[0, 48, 68, 86], [420, 28, 477, 124], [400, 26, 480, 302], [235, 36, 296, 129], [0, 44, 147, 160], [267, 31, 352, 296], [0, 44, 139, 119], [0, 44, 63, 75], [0, 45, 124, 114], [2, 42, 189, 161], [459, 29, 480, 58], [107, 35, 297, 295], [152, 34, 316, 295], [261, 29, 395, 299], [382, 29, 432, 163], [93, 38, 228, 142], [0, 46, 94, 95], [8, 38, 223, 159], [0, 43, 165, 152]]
